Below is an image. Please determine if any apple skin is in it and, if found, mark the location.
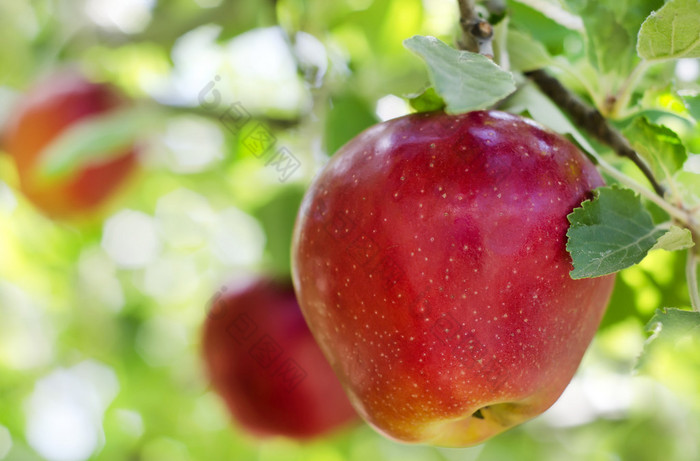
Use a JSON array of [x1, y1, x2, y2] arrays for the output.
[[201, 277, 358, 439], [2, 72, 136, 218], [291, 110, 615, 447]]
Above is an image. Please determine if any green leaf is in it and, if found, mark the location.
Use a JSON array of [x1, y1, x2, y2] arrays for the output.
[[583, 5, 636, 75], [561, 0, 663, 75], [674, 170, 700, 208], [407, 87, 446, 113], [506, 29, 552, 72], [560, 0, 662, 85], [619, 108, 695, 128], [622, 117, 687, 183], [509, 1, 581, 55], [646, 308, 700, 340], [37, 106, 164, 181], [513, 0, 583, 31], [566, 186, 666, 279], [680, 92, 700, 120], [651, 225, 695, 251], [639, 308, 700, 368], [637, 0, 700, 61], [563, 0, 663, 40], [403, 35, 516, 114]]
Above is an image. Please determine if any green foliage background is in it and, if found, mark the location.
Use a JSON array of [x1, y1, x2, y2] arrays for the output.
[[0, 0, 699, 460]]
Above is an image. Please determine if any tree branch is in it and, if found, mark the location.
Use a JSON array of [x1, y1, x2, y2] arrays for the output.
[[160, 103, 303, 130], [456, 0, 494, 58], [524, 69, 666, 197]]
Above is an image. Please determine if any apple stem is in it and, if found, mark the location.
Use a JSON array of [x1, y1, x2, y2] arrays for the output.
[[456, 0, 494, 58], [687, 249, 700, 313], [523, 69, 665, 199]]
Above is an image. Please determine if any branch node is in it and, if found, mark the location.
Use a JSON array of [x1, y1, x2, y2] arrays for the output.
[[471, 20, 493, 39], [457, 0, 494, 58]]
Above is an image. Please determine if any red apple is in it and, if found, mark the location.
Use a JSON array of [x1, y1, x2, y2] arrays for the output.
[[201, 277, 357, 439], [291, 110, 615, 446], [2, 72, 136, 218]]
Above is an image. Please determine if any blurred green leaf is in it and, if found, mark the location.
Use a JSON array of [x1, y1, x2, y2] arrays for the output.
[[253, 187, 306, 277], [508, 1, 581, 56], [560, 0, 662, 86], [680, 92, 700, 120], [674, 170, 700, 208], [582, 5, 635, 75], [37, 106, 165, 180], [562, 0, 663, 37], [560, 0, 660, 77], [618, 108, 695, 128], [567, 186, 666, 278], [637, 0, 700, 61], [506, 29, 552, 72], [652, 225, 695, 251], [407, 87, 445, 113], [640, 308, 700, 365], [0, 2, 37, 88], [598, 273, 642, 329], [403, 35, 516, 114], [622, 117, 687, 183], [325, 93, 378, 156]]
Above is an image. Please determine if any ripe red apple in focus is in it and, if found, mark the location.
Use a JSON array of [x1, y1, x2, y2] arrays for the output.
[[2, 72, 136, 218], [201, 277, 358, 439], [291, 110, 615, 446]]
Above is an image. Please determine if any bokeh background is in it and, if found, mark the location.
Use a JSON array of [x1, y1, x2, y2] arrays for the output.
[[1, 0, 699, 460]]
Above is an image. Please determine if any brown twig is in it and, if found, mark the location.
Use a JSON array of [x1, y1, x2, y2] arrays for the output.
[[524, 69, 665, 198], [456, 0, 494, 58]]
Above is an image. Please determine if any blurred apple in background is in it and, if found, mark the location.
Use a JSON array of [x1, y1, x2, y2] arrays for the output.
[[201, 276, 358, 439], [292, 110, 615, 446], [2, 71, 137, 218]]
